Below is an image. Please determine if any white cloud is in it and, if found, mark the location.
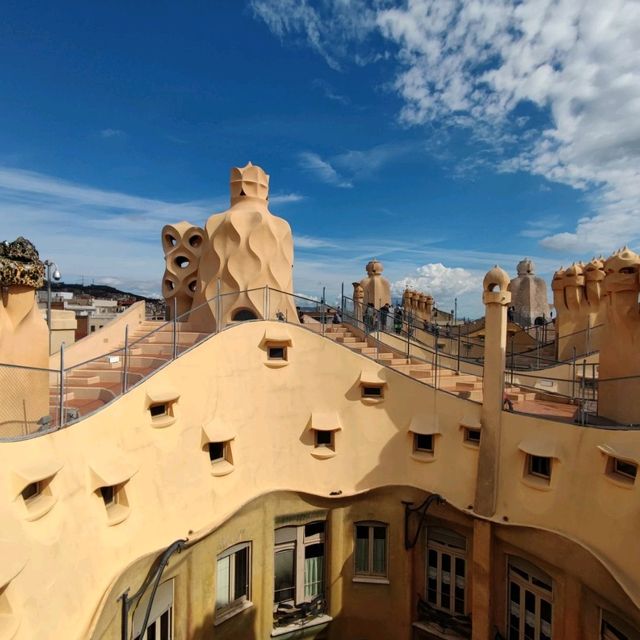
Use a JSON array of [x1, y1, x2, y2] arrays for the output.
[[254, 0, 640, 254], [99, 128, 125, 139], [251, 0, 377, 71], [392, 263, 483, 315], [298, 151, 353, 188], [294, 234, 339, 249], [270, 192, 305, 205]]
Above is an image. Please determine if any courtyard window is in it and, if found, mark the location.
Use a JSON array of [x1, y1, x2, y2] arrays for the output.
[[216, 543, 251, 619], [274, 521, 325, 607], [426, 527, 467, 616], [507, 557, 553, 640], [133, 580, 174, 640], [354, 522, 388, 580]]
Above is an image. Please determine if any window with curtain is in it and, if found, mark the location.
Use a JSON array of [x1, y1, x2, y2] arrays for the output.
[[426, 527, 467, 616], [507, 556, 553, 640], [215, 542, 251, 615], [354, 522, 388, 578], [274, 521, 325, 606]]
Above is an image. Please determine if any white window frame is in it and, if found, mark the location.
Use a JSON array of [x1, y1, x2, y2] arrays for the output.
[[215, 542, 251, 621], [425, 527, 468, 616], [353, 521, 388, 581], [506, 556, 553, 640], [274, 521, 326, 607], [133, 579, 174, 640]]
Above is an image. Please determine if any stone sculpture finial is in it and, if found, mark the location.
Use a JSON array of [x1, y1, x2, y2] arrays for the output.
[[483, 265, 510, 294], [0, 237, 45, 288], [604, 247, 640, 293], [365, 259, 384, 276], [516, 258, 535, 276], [230, 161, 270, 204]]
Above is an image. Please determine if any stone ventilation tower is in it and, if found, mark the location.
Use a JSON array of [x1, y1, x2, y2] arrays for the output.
[[507, 258, 550, 326], [598, 247, 640, 424], [188, 162, 298, 330], [358, 259, 391, 309], [161, 222, 205, 320], [552, 258, 607, 360], [0, 237, 49, 433], [475, 265, 511, 517]]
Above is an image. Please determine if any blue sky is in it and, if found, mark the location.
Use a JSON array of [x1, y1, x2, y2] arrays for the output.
[[1, 1, 638, 317]]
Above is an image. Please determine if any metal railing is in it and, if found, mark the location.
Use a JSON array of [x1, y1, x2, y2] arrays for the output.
[[0, 286, 638, 441]]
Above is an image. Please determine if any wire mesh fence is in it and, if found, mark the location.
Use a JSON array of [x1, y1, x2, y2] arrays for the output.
[[0, 285, 637, 440]]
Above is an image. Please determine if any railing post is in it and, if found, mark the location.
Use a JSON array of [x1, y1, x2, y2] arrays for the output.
[[58, 343, 65, 428], [264, 285, 269, 320], [321, 286, 326, 337], [172, 297, 178, 360], [571, 346, 577, 401], [406, 320, 410, 359], [122, 324, 129, 395], [580, 359, 586, 425], [435, 340, 439, 389], [457, 326, 461, 373], [510, 335, 515, 386], [216, 278, 222, 334]]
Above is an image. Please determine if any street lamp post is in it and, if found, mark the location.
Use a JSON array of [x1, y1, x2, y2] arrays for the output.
[[43, 260, 61, 353]]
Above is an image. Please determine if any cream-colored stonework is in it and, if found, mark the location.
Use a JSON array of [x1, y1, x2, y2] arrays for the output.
[[508, 258, 550, 326], [553, 258, 606, 360], [189, 162, 298, 329], [598, 247, 640, 424], [0, 237, 49, 436], [358, 259, 391, 309], [402, 287, 434, 323], [161, 221, 205, 320], [2, 169, 640, 640]]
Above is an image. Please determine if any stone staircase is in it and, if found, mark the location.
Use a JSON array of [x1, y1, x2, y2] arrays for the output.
[[50, 320, 207, 421], [326, 324, 537, 406]]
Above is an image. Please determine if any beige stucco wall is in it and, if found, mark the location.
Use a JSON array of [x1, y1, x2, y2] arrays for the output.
[[0, 320, 639, 639], [49, 300, 146, 369], [46, 309, 77, 355]]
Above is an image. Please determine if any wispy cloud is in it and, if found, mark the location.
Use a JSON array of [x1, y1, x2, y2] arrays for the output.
[[254, 0, 640, 253], [299, 141, 418, 188], [311, 79, 350, 105], [298, 151, 353, 188], [520, 216, 564, 239], [99, 128, 126, 139], [294, 234, 339, 249], [270, 192, 305, 205]]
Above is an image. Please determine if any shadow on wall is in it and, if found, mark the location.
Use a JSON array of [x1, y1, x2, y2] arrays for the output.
[[191, 607, 257, 640]]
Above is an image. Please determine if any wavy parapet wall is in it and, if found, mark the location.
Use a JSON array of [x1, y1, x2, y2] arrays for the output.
[[161, 222, 205, 320]]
